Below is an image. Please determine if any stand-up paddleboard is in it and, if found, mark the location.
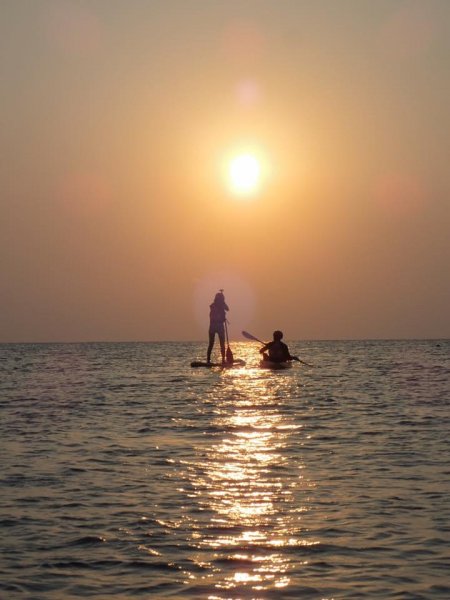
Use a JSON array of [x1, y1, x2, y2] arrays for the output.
[[191, 359, 246, 368], [259, 360, 293, 370]]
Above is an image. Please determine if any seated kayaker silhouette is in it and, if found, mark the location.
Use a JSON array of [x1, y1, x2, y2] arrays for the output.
[[260, 330, 296, 363], [207, 290, 229, 364]]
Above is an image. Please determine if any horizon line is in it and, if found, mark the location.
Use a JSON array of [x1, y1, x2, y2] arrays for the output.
[[0, 338, 448, 345]]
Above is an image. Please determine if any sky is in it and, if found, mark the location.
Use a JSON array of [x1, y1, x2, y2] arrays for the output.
[[1, 0, 449, 342]]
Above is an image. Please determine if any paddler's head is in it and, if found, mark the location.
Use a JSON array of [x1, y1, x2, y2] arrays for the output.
[[214, 291, 225, 304], [273, 330, 283, 340]]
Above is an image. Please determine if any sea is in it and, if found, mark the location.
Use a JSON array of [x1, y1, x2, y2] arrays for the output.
[[0, 340, 449, 600]]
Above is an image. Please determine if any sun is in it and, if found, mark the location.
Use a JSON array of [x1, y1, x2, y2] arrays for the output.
[[229, 154, 261, 195]]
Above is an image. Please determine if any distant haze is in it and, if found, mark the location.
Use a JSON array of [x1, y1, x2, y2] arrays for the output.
[[1, 0, 449, 342]]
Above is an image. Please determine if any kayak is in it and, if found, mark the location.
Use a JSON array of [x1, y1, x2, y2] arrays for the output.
[[259, 359, 293, 370], [191, 359, 246, 368]]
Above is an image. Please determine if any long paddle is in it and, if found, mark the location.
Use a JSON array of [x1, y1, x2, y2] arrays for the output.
[[242, 330, 266, 344], [224, 319, 234, 364], [241, 330, 314, 367]]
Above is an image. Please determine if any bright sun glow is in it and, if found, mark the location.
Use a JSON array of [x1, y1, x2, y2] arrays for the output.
[[229, 154, 261, 195]]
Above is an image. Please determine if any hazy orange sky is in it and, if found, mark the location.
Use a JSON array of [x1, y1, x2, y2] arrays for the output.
[[1, 0, 449, 342]]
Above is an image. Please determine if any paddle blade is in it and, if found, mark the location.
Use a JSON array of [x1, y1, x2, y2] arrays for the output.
[[293, 356, 314, 367], [226, 346, 234, 363], [242, 330, 264, 343]]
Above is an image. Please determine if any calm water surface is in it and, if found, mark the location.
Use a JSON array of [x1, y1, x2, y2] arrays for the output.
[[0, 340, 449, 599]]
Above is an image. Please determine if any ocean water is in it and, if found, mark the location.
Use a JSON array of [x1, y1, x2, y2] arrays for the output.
[[0, 340, 449, 600]]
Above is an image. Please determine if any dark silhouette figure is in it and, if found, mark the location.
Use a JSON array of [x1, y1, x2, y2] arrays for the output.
[[207, 291, 229, 364], [260, 330, 295, 363]]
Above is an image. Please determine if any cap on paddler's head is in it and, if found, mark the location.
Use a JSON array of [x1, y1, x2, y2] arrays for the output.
[[273, 330, 283, 340]]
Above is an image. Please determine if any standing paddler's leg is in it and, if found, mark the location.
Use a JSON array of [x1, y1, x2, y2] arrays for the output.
[[207, 329, 215, 363]]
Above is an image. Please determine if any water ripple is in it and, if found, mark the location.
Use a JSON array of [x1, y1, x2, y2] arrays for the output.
[[0, 340, 449, 598]]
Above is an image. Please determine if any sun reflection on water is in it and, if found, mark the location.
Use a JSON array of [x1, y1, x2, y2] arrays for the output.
[[185, 363, 310, 596]]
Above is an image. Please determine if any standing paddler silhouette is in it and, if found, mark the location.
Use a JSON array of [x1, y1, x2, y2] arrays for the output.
[[206, 289, 231, 364]]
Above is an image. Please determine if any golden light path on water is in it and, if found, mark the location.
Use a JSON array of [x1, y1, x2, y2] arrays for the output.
[[183, 353, 317, 598]]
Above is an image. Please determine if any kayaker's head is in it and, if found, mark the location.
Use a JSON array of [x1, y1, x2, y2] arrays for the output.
[[273, 330, 283, 340]]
